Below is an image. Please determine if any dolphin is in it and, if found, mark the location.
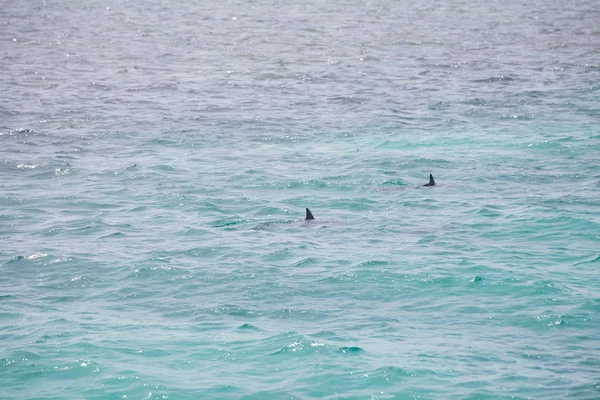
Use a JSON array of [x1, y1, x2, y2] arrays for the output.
[[253, 208, 321, 230], [303, 208, 336, 225], [423, 174, 435, 187], [305, 208, 315, 220]]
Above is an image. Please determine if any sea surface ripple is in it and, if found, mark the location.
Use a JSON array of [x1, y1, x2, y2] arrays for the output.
[[1, 0, 599, 398]]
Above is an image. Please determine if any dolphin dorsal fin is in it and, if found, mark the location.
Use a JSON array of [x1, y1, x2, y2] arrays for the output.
[[423, 174, 436, 187], [305, 208, 315, 220]]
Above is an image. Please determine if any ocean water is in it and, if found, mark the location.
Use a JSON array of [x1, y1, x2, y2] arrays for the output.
[[1, 0, 599, 398]]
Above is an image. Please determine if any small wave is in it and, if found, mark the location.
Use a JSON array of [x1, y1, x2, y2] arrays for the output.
[[178, 227, 207, 236], [478, 207, 502, 217], [573, 254, 600, 266], [499, 113, 533, 120], [356, 260, 390, 268], [337, 346, 364, 354], [128, 265, 180, 278], [292, 257, 317, 267], [100, 232, 123, 239], [256, 72, 286, 80], [6, 255, 25, 264], [27, 253, 48, 260], [211, 216, 246, 228], [3, 253, 70, 266], [54, 167, 70, 176], [428, 101, 449, 110], [286, 180, 328, 189], [325, 272, 356, 283], [269, 334, 365, 357], [462, 97, 487, 106], [49, 257, 70, 264], [236, 323, 261, 331], [312, 330, 340, 340], [419, 275, 458, 286], [373, 366, 421, 380], [52, 358, 98, 373], [204, 385, 241, 395], [150, 164, 177, 171], [17, 163, 38, 169], [270, 339, 326, 355], [0, 128, 41, 137], [526, 140, 567, 150], [472, 75, 517, 83], [327, 95, 367, 105], [210, 305, 258, 318], [149, 138, 179, 146], [536, 314, 567, 327]]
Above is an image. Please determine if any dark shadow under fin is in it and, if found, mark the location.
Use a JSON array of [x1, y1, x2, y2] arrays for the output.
[[305, 208, 315, 220], [423, 174, 436, 187]]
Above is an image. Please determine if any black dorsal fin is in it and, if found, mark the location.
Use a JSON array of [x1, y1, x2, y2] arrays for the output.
[[423, 174, 435, 187], [305, 208, 315, 220]]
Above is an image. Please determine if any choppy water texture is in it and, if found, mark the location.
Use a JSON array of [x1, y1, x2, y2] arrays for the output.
[[2, 0, 600, 398]]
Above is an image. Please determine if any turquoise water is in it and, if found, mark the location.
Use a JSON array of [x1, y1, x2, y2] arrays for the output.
[[2, 0, 600, 398]]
